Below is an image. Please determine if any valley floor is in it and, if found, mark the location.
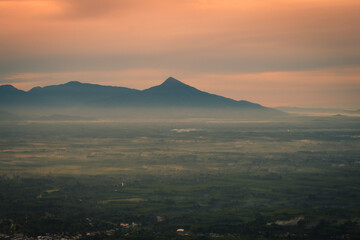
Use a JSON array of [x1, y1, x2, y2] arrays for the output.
[[0, 117, 359, 239]]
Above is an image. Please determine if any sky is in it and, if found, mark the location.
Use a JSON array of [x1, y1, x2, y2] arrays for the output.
[[0, 0, 359, 108]]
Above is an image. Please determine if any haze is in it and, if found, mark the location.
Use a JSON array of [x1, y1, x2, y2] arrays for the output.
[[1, 0, 359, 108], [1, 2, 360, 238]]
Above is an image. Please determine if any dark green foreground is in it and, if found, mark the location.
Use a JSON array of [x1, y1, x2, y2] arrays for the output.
[[0, 117, 359, 239]]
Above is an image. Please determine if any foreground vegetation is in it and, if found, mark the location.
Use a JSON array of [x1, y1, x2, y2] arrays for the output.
[[0, 116, 359, 239]]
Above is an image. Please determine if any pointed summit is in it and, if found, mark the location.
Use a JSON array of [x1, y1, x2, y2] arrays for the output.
[[0, 84, 25, 94], [160, 77, 188, 88], [140, 77, 266, 108], [0, 84, 19, 91], [0, 78, 280, 116], [143, 77, 198, 94], [162, 77, 182, 84]]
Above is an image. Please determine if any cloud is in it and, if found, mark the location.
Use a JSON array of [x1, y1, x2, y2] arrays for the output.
[[56, 0, 132, 19], [0, 0, 359, 73], [0, 0, 359, 107], [4, 73, 48, 81]]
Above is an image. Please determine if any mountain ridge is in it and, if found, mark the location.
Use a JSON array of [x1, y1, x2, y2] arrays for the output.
[[0, 77, 281, 117]]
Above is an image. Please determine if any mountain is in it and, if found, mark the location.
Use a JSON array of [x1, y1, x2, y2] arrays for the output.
[[277, 106, 360, 115], [345, 109, 360, 114], [139, 77, 247, 107], [0, 110, 23, 121], [276, 106, 346, 113], [0, 84, 27, 106], [0, 84, 26, 95], [26, 81, 139, 106], [0, 77, 283, 118], [97, 77, 266, 109], [36, 114, 95, 121]]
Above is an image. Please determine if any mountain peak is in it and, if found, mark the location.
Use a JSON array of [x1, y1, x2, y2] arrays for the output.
[[0, 84, 25, 94], [0, 84, 17, 90], [64, 81, 82, 86], [161, 77, 187, 87]]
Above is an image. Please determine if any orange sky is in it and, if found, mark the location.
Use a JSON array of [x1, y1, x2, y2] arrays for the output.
[[0, 0, 359, 108]]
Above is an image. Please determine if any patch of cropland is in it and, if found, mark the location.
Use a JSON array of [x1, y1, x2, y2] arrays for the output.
[[0, 117, 359, 239]]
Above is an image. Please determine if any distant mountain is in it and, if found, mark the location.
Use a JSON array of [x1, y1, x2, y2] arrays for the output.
[[0, 110, 23, 121], [0, 84, 26, 95], [141, 77, 264, 108], [345, 109, 360, 114], [277, 106, 360, 115], [96, 77, 266, 109], [276, 106, 345, 113], [36, 114, 95, 121], [0, 77, 283, 117], [0, 84, 27, 106], [26, 81, 139, 106]]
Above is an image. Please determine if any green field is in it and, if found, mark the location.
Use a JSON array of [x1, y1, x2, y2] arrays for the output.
[[0, 117, 359, 239]]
